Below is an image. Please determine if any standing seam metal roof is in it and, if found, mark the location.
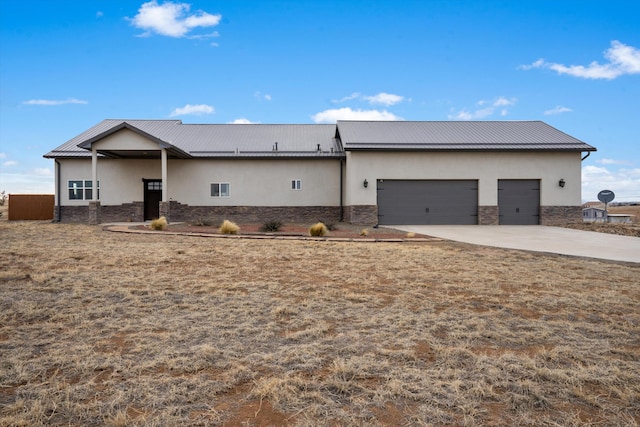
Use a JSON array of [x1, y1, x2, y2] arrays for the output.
[[44, 119, 596, 159], [336, 120, 596, 151], [44, 120, 342, 158]]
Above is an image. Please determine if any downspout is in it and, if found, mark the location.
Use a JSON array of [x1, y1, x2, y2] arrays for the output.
[[581, 151, 591, 161], [339, 158, 344, 222], [55, 159, 61, 222]]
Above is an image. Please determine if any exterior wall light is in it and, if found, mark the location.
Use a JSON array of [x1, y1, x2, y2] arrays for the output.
[[559, 178, 566, 188], [363, 179, 368, 188]]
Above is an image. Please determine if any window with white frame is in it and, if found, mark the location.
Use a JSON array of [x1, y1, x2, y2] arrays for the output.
[[68, 180, 99, 200], [291, 179, 302, 190], [210, 182, 230, 198]]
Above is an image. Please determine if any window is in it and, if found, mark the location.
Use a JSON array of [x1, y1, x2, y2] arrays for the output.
[[68, 180, 99, 200], [210, 182, 230, 198], [147, 181, 162, 191], [291, 179, 302, 190]]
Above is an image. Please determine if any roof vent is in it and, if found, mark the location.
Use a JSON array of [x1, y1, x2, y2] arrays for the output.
[[273, 142, 278, 151], [317, 144, 321, 152]]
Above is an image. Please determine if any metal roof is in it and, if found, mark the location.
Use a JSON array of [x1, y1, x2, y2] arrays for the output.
[[337, 120, 597, 152], [44, 119, 596, 159], [44, 120, 343, 159]]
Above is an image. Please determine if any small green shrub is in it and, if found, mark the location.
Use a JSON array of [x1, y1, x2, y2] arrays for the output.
[[260, 220, 283, 232], [220, 219, 240, 235], [309, 222, 328, 237], [150, 216, 168, 231]]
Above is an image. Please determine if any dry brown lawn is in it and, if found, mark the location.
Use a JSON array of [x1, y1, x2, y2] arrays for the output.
[[1, 221, 639, 426]]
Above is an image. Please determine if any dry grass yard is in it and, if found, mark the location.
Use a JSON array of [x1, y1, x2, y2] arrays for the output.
[[1, 221, 639, 426]]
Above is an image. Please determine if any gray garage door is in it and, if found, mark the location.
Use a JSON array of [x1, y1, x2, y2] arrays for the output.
[[377, 180, 478, 225], [498, 179, 540, 225]]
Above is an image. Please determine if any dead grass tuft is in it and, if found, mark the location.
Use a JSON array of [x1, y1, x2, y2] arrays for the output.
[[219, 219, 239, 234], [150, 216, 167, 230], [309, 222, 328, 236]]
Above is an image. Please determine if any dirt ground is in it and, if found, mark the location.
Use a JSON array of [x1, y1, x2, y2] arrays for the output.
[[1, 220, 638, 426], [564, 205, 640, 237]]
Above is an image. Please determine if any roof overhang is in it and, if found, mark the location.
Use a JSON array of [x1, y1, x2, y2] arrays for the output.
[[76, 122, 191, 159]]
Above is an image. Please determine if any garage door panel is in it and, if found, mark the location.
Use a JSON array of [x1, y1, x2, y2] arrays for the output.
[[498, 179, 540, 225], [377, 180, 478, 225]]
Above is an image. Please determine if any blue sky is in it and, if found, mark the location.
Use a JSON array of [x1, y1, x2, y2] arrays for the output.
[[1, 0, 639, 202]]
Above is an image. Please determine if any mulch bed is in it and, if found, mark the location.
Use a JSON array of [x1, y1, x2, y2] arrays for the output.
[[135, 222, 427, 240]]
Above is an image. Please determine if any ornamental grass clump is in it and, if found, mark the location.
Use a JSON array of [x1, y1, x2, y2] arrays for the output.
[[220, 219, 240, 235], [309, 222, 328, 237], [150, 216, 168, 231]]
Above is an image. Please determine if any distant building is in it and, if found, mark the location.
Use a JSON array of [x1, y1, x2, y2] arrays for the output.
[[582, 207, 634, 223], [583, 207, 606, 222], [607, 214, 633, 224]]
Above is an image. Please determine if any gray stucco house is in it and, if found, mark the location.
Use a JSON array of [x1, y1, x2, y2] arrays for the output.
[[44, 119, 596, 225]]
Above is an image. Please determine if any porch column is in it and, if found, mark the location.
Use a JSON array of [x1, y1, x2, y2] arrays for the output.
[[161, 148, 168, 202], [89, 147, 101, 224], [91, 147, 98, 201], [159, 148, 170, 222]]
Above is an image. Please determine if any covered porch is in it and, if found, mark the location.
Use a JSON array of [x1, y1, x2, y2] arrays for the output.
[[78, 123, 189, 224]]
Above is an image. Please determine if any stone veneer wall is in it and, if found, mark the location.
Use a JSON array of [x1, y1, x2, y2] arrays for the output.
[[57, 206, 90, 223], [540, 206, 582, 226], [55, 203, 582, 226], [343, 205, 378, 225], [57, 202, 144, 223], [167, 202, 341, 224], [478, 206, 499, 225], [101, 202, 144, 223]]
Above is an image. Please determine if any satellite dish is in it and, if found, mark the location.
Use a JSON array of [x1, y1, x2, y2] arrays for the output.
[[597, 190, 615, 204]]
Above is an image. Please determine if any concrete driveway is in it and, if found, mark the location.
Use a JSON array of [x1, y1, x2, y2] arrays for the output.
[[390, 225, 640, 263]]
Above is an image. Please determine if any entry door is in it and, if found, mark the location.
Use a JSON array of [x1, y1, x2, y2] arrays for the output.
[[143, 179, 162, 220], [498, 179, 540, 225]]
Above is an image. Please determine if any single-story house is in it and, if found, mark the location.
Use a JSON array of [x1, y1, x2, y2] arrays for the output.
[[44, 119, 596, 226]]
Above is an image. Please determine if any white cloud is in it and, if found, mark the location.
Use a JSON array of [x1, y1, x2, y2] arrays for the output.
[[332, 93, 362, 103], [493, 96, 516, 107], [22, 98, 88, 106], [597, 158, 633, 166], [34, 168, 53, 176], [0, 172, 54, 194], [130, 0, 221, 38], [582, 164, 640, 202], [448, 107, 494, 120], [544, 106, 573, 115], [521, 40, 640, 80], [3, 160, 18, 167], [364, 92, 406, 106], [311, 108, 403, 123], [448, 97, 517, 120], [254, 91, 272, 101], [0, 152, 6, 159], [96, 11, 104, 18], [332, 92, 407, 106], [227, 118, 259, 124], [170, 103, 214, 116]]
